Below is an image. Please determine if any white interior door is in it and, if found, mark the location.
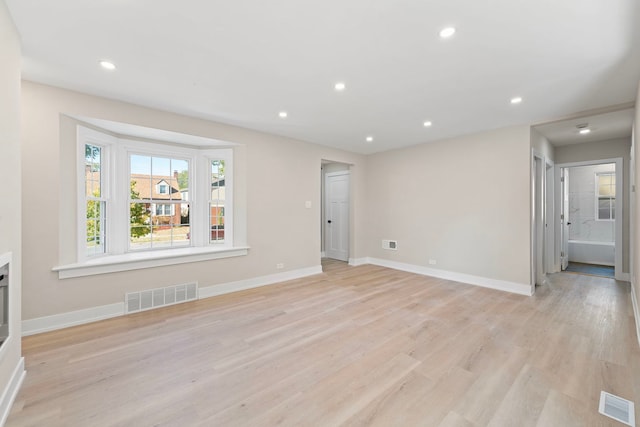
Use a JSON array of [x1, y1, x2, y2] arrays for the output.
[[561, 168, 570, 270], [325, 172, 349, 261]]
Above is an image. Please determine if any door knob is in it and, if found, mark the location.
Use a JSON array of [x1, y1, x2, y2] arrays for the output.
[[567, 222, 572, 225], [327, 220, 332, 223]]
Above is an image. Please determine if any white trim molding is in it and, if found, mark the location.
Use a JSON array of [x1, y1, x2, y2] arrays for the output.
[[23, 265, 323, 336], [198, 265, 322, 299], [366, 258, 533, 296], [23, 302, 125, 336], [53, 246, 249, 279], [0, 357, 25, 427], [348, 257, 369, 266], [632, 279, 640, 348]]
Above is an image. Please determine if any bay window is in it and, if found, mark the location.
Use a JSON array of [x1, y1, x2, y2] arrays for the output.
[[77, 126, 233, 263]]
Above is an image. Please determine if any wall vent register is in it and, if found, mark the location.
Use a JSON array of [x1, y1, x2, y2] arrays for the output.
[[599, 391, 635, 426], [126, 282, 198, 314]]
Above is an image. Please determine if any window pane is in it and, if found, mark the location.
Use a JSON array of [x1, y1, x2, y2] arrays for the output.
[[151, 157, 171, 177], [598, 199, 611, 220], [210, 160, 226, 244], [599, 184, 614, 197], [599, 175, 612, 186], [173, 159, 189, 204], [129, 155, 189, 251], [172, 225, 190, 247], [210, 203, 225, 243], [130, 202, 151, 250], [86, 200, 105, 256], [85, 144, 102, 198]]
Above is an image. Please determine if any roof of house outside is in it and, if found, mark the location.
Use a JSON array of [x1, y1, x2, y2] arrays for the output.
[[130, 174, 182, 201]]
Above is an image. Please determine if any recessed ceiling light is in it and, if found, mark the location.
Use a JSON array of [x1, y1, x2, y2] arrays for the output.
[[365, 136, 373, 142], [510, 97, 523, 104], [579, 128, 591, 135], [423, 121, 433, 127], [278, 111, 288, 118], [439, 27, 456, 38], [99, 60, 116, 70], [334, 82, 346, 91]]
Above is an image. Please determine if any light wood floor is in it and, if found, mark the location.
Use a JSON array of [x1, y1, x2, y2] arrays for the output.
[[7, 259, 640, 426]]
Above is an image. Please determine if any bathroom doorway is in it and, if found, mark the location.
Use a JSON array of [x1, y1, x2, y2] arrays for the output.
[[557, 159, 622, 279]]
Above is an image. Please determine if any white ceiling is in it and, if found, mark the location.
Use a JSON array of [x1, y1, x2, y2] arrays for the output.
[[534, 108, 635, 146], [6, 0, 640, 154]]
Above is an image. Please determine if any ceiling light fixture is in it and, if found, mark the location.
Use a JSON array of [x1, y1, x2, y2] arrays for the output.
[[366, 136, 373, 142], [278, 111, 288, 118], [439, 27, 456, 38], [99, 60, 116, 70], [510, 97, 523, 104], [423, 121, 432, 127], [334, 82, 346, 91], [576, 123, 590, 134]]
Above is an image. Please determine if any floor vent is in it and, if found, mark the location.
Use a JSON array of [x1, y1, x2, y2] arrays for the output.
[[125, 282, 198, 314], [599, 391, 635, 426]]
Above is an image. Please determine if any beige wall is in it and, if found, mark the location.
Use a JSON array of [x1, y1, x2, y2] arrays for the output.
[[0, 0, 23, 409], [555, 138, 632, 273], [21, 81, 366, 320], [364, 126, 532, 285]]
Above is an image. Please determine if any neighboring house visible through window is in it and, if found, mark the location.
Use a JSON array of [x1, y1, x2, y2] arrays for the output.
[[78, 126, 233, 262], [596, 172, 615, 220], [129, 155, 189, 250]]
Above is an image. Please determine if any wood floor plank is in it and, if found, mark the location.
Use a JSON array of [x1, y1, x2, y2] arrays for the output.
[[7, 259, 640, 426]]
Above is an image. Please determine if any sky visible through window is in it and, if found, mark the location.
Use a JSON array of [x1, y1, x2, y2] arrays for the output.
[[130, 154, 188, 176]]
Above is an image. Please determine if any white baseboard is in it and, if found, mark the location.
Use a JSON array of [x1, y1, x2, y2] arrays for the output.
[[22, 259, 529, 337], [320, 251, 326, 258], [198, 265, 323, 299], [348, 257, 369, 266], [22, 302, 125, 336], [22, 266, 323, 336], [617, 272, 630, 282], [631, 278, 640, 348], [366, 257, 533, 296], [0, 357, 25, 427]]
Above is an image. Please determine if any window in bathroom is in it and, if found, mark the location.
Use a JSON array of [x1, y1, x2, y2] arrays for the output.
[[596, 172, 615, 221]]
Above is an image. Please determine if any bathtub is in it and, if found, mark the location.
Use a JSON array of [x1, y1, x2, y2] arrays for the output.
[[568, 240, 614, 266]]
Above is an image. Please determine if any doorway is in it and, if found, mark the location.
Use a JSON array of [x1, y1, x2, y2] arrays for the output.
[[321, 161, 350, 263], [556, 159, 622, 279], [532, 153, 554, 287]]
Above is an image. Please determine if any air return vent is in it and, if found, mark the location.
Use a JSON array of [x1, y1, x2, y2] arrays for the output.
[[126, 282, 198, 314], [599, 391, 635, 426]]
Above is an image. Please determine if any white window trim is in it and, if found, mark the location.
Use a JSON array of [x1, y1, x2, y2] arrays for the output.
[[60, 126, 243, 279], [53, 246, 249, 279], [595, 171, 615, 222], [77, 127, 117, 263]]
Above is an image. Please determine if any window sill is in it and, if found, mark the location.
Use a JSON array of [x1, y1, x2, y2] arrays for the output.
[[53, 246, 250, 279]]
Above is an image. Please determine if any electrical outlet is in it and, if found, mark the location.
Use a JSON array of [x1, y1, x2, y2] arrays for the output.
[[382, 240, 398, 250], [276, 263, 284, 269], [428, 259, 437, 265]]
